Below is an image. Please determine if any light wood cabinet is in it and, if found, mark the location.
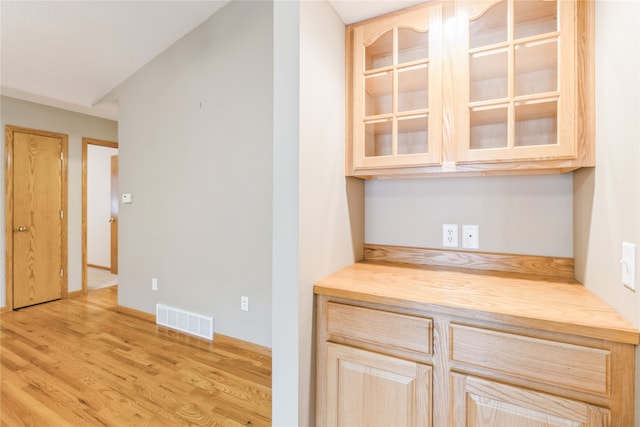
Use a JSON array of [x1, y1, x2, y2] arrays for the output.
[[451, 374, 610, 426], [346, 0, 594, 178], [326, 343, 432, 426], [315, 262, 639, 426], [318, 301, 434, 426], [348, 3, 442, 172], [317, 297, 630, 426]]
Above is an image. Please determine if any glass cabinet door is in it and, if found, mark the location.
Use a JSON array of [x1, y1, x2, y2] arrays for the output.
[[351, 3, 442, 171], [455, 0, 578, 163]]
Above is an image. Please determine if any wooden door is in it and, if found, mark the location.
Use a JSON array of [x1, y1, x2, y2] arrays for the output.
[[326, 343, 432, 426], [110, 155, 118, 274], [6, 126, 68, 309], [450, 373, 610, 427]]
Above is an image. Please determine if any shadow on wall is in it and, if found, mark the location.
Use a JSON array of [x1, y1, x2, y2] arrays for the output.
[[573, 167, 595, 282], [346, 177, 365, 262]]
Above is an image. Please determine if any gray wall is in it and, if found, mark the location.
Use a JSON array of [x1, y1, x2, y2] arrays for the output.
[[574, 0, 640, 423], [0, 96, 118, 307], [366, 174, 573, 257], [116, 1, 273, 346], [117, 5, 363, 425], [297, 1, 364, 424], [271, 1, 301, 425]]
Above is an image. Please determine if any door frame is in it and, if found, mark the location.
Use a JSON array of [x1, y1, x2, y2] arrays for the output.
[[5, 125, 69, 311], [82, 138, 118, 294]]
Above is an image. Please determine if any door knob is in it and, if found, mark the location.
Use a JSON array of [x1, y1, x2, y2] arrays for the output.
[[109, 218, 116, 223], [14, 226, 28, 232]]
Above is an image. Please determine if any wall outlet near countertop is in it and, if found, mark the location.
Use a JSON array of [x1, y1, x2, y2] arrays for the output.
[[442, 224, 458, 248]]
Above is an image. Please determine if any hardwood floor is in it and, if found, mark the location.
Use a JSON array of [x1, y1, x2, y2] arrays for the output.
[[0, 287, 271, 426]]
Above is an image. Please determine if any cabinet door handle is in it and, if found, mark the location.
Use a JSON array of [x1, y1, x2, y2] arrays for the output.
[[14, 226, 28, 232]]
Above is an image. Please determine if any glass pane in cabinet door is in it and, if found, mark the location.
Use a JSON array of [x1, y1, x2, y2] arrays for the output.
[[398, 65, 428, 112], [398, 28, 428, 64], [470, 0, 508, 49], [398, 115, 428, 155], [515, 39, 557, 97], [470, 106, 508, 149], [365, 72, 393, 116], [514, 0, 557, 40], [470, 49, 508, 102], [515, 100, 557, 146], [365, 30, 393, 70], [364, 120, 393, 157]]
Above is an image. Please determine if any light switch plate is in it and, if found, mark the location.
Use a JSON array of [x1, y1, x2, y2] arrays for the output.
[[622, 242, 636, 290], [122, 193, 133, 204]]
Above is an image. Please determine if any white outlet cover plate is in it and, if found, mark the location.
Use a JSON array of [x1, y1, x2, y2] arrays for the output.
[[442, 224, 458, 248], [462, 225, 479, 249]]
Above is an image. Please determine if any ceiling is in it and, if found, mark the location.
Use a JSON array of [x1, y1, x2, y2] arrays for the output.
[[0, 0, 424, 121]]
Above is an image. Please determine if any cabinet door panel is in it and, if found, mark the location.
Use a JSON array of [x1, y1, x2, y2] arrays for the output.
[[326, 343, 431, 426], [455, 0, 578, 163], [451, 373, 610, 427], [351, 3, 443, 171]]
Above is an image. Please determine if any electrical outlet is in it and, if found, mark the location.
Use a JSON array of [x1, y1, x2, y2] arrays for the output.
[[151, 278, 158, 291], [241, 296, 249, 312], [462, 225, 479, 249], [442, 224, 459, 248]]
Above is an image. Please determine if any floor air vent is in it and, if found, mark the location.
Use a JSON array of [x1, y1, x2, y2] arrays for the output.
[[156, 304, 214, 340]]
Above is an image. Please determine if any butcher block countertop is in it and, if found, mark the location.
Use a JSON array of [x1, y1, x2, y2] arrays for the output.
[[314, 261, 640, 345]]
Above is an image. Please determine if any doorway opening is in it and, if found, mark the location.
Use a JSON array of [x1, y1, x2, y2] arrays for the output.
[[82, 138, 119, 293]]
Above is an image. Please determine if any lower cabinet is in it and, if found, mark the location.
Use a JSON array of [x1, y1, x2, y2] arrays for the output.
[[326, 343, 432, 427], [450, 373, 610, 427], [316, 296, 635, 426]]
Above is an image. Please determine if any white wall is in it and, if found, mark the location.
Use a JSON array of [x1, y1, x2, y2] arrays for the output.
[[116, 1, 273, 347], [0, 96, 118, 307], [574, 0, 640, 423], [87, 144, 118, 268]]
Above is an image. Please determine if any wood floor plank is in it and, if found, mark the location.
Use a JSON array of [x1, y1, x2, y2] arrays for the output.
[[0, 286, 272, 426]]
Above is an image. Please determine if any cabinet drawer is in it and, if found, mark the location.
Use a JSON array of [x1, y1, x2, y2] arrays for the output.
[[327, 302, 432, 355], [450, 324, 610, 395]]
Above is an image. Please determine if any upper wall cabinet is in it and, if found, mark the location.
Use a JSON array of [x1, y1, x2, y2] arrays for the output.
[[348, 3, 443, 172], [345, 0, 594, 178]]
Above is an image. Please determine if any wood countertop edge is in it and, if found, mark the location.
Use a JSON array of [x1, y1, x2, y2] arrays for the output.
[[313, 282, 640, 346]]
